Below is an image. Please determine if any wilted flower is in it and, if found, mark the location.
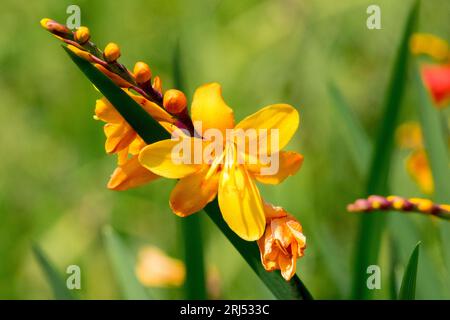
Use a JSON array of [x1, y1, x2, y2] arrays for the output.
[[257, 202, 306, 281], [135, 246, 185, 287]]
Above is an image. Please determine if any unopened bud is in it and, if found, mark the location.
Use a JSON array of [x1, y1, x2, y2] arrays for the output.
[[152, 76, 162, 94], [133, 62, 152, 84], [104, 42, 121, 62], [74, 26, 90, 44], [163, 89, 187, 114], [40, 18, 72, 38]]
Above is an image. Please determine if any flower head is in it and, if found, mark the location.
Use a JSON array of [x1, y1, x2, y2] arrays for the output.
[[257, 202, 306, 281], [139, 83, 303, 240]]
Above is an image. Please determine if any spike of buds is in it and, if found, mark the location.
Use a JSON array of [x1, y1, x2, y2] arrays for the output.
[[74, 26, 90, 44], [133, 62, 152, 84], [347, 195, 450, 221], [163, 89, 187, 114], [104, 43, 121, 62]]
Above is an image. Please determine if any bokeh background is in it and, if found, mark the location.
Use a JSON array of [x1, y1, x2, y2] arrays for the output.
[[0, 0, 449, 299]]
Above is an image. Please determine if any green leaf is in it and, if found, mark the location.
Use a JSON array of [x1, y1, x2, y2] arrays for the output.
[[352, 0, 420, 299], [64, 44, 313, 300], [173, 40, 207, 300], [102, 226, 151, 300], [32, 244, 75, 300], [399, 242, 421, 300], [327, 82, 371, 176]]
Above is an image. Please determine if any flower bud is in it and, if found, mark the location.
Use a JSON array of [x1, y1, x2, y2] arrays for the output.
[[152, 76, 162, 95], [74, 26, 90, 44], [133, 62, 152, 84], [104, 42, 121, 62], [40, 18, 71, 38], [163, 89, 187, 114]]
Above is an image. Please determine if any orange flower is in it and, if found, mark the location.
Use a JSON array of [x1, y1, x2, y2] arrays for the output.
[[395, 122, 434, 195], [421, 64, 450, 107], [406, 149, 434, 195], [135, 246, 185, 287], [95, 90, 176, 190], [257, 202, 306, 281]]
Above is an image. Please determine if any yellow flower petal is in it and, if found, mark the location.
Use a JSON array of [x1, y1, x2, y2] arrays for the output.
[[234, 104, 299, 154], [218, 144, 265, 241], [138, 138, 202, 179], [247, 151, 303, 184], [278, 250, 297, 281], [191, 83, 235, 136], [104, 123, 136, 154], [108, 155, 159, 191], [170, 166, 219, 217]]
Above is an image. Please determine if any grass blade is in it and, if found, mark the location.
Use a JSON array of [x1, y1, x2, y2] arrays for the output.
[[352, 0, 420, 299], [103, 226, 151, 300], [32, 244, 75, 300], [399, 242, 420, 300], [173, 40, 207, 300], [327, 81, 371, 175], [64, 45, 313, 300]]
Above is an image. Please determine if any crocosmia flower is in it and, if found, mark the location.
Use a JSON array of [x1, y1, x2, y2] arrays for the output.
[[257, 202, 306, 281], [95, 91, 176, 190], [139, 83, 303, 241]]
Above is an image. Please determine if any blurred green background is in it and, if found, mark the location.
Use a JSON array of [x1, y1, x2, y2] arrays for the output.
[[0, 0, 449, 299]]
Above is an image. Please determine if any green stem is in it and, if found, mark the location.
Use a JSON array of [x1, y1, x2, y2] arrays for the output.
[[180, 215, 207, 299]]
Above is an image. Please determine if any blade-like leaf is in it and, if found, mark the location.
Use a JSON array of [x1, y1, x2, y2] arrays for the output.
[[327, 81, 371, 175], [103, 226, 151, 300], [64, 44, 313, 300], [352, 0, 420, 299], [173, 40, 207, 300], [399, 242, 421, 300], [32, 244, 75, 300]]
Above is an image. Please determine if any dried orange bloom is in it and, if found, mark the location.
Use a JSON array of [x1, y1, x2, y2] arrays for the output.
[[257, 202, 306, 281], [347, 195, 450, 221], [135, 246, 185, 287], [139, 83, 303, 241]]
